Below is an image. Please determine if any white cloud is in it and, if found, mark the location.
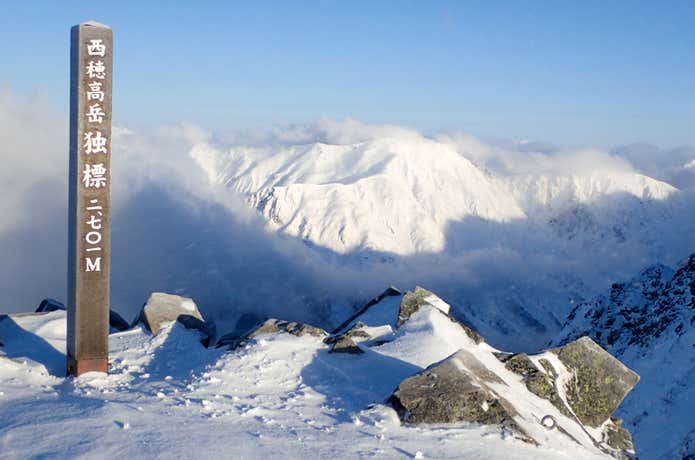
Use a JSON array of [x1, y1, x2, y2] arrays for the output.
[[436, 132, 635, 177], [611, 143, 695, 189], [0, 90, 66, 232]]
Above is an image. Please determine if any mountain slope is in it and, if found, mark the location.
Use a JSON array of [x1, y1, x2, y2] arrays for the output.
[[198, 137, 526, 255], [552, 254, 695, 459], [195, 137, 676, 257]]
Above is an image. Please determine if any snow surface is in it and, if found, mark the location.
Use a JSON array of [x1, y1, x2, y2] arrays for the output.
[[0, 308, 610, 459]]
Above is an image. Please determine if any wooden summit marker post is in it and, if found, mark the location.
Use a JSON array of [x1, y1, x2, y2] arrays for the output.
[[67, 21, 113, 376]]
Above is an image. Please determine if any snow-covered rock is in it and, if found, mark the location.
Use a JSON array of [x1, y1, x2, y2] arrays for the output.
[[216, 318, 327, 350], [136, 292, 209, 336], [327, 335, 363, 354], [390, 348, 528, 436], [325, 288, 639, 457]]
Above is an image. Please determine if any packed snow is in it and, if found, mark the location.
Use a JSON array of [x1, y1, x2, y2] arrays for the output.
[[0, 303, 611, 460]]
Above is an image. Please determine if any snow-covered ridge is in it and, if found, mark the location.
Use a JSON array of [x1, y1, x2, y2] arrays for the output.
[[191, 134, 676, 256], [506, 171, 675, 217], [1, 288, 636, 459], [194, 137, 525, 254]]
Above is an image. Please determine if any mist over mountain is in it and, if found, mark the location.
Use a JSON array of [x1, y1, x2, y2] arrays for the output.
[[612, 143, 695, 190], [1, 94, 694, 354], [189, 120, 695, 349]]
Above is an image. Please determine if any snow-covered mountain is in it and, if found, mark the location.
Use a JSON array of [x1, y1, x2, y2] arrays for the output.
[[193, 136, 675, 256], [552, 253, 695, 459], [195, 137, 526, 255], [187, 132, 694, 351]]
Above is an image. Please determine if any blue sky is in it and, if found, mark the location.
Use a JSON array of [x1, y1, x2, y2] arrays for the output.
[[1, 1, 693, 147]]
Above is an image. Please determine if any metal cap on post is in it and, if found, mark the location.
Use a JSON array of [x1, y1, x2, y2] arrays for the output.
[[67, 21, 113, 376]]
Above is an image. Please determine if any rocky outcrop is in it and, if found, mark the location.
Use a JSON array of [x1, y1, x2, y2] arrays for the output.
[[390, 337, 639, 457], [397, 287, 484, 344], [328, 336, 363, 354], [210, 285, 640, 456], [396, 286, 449, 326], [499, 353, 572, 418], [136, 293, 214, 346], [499, 337, 640, 432], [109, 310, 130, 332], [390, 349, 533, 442], [35, 298, 65, 313], [331, 286, 401, 335], [383, 287, 639, 458], [217, 318, 327, 350], [34, 298, 131, 333], [326, 286, 483, 347], [551, 254, 695, 459], [551, 337, 639, 428]]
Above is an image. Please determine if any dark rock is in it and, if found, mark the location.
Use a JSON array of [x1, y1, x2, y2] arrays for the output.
[[235, 312, 264, 332], [492, 351, 514, 363], [109, 310, 130, 332], [282, 321, 326, 338], [396, 286, 442, 327], [35, 298, 65, 313], [245, 318, 282, 337], [331, 286, 401, 334], [552, 336, 639, 428], [34, 299, 131, 333], [389, 349, 534, 443], [215, 332, 242, 349], [397, 287, 484, 344], [503, 353, 537, 376], [503, 353, 573, 418], [325, 321, 372, 345], [604, 417, 635, 454], [329, 336, 363, 354], [219, 318, 326, 350], [246, 319, 326, 339]]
